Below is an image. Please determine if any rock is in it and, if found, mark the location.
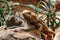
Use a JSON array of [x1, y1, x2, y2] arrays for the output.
[[0, 26, 41, 40], [54, 26, 60, 40]]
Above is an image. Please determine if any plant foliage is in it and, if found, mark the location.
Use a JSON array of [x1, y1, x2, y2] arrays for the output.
[[0, 0, 25, 28], [0, 0, 60, 30]]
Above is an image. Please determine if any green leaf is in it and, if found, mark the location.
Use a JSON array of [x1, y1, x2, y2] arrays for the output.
[[47, 0, 52, 8], [40, 4, 49, 10], [36, 2, 40, 8], [0, 0, 11, 15], [27, 4, 45, 13], [51, 20, 55, 31], [41, 1, 49, 11]]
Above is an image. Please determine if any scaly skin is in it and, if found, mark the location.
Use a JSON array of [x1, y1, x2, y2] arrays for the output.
[[23, 12, 55, 40]]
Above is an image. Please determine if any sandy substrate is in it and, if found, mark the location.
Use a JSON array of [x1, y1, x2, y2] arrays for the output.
[[0, 25, 42, 40]]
